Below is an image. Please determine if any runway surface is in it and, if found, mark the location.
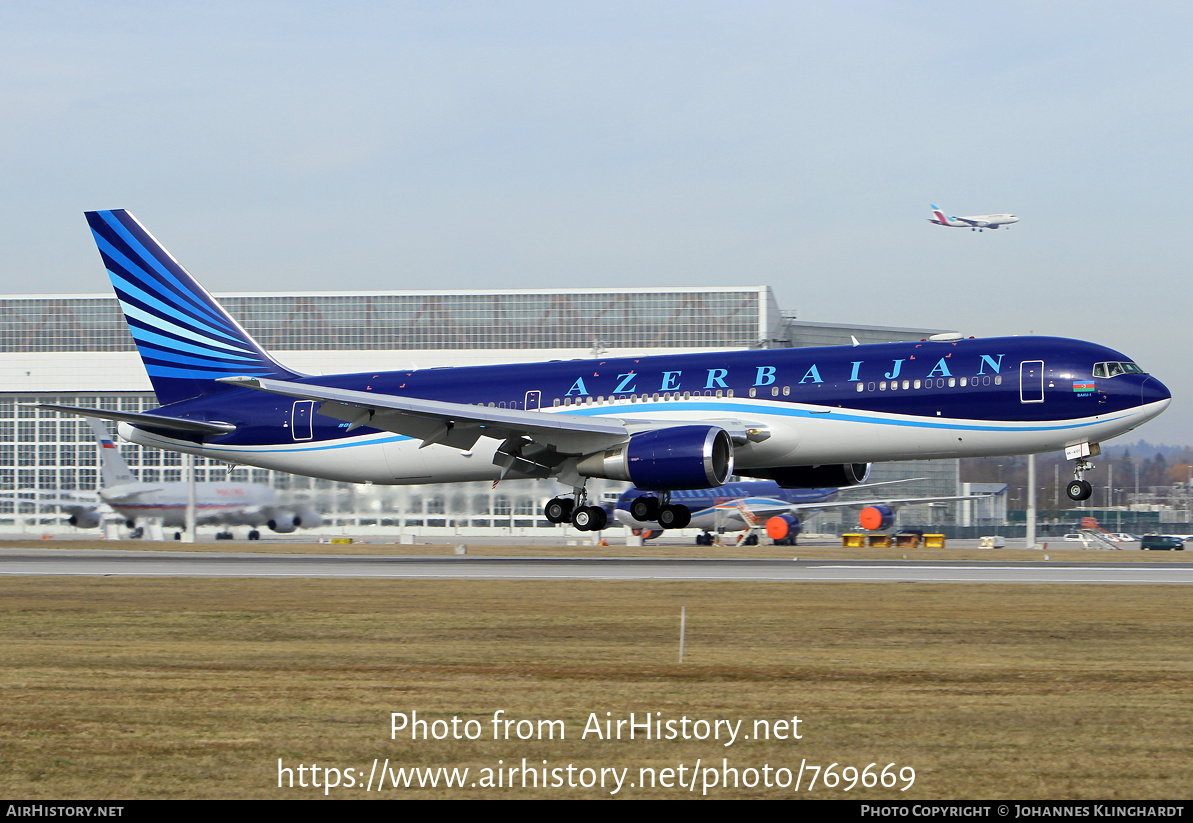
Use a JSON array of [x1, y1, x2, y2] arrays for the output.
[[2, 548, 1191, 583]]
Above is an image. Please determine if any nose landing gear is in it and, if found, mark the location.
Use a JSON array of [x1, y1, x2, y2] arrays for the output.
[[1067, 458, 1094, 501]]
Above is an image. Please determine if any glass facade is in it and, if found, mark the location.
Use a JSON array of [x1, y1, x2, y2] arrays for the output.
[[0, 289, 771, 353]]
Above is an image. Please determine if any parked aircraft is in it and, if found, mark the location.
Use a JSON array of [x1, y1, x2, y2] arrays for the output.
[[611, 480, 992, 543], [40, 210, 1168, 534], [929, 204, 1019, 231], [16, 418, 321, 539]]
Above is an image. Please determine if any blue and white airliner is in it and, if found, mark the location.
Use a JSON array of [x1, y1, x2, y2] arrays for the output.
[[611, 479, 990, 544], [41, 210, 1170, 532]]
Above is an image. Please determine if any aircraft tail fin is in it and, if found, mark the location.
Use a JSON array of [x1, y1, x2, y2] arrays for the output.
[[88, 418, 136, 488], [84, 209, 300, 406], [929, 204, 950, 224]]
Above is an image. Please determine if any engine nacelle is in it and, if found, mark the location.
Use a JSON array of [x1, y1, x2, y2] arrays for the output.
[[67, 511, 101, 529], [858, 505, 895, 531], [267, 513, 301, 534], [765, 514, 802, 542], [742, 463, 871, 489], [577, 426, 734, 490]]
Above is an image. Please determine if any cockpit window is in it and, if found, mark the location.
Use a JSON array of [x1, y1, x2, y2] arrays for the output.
[[1093, 361, 1144, 378]]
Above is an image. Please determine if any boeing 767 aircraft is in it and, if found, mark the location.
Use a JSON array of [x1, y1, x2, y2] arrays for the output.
[[929, 204, 1019, 231], [39, 209, 1168, 533]]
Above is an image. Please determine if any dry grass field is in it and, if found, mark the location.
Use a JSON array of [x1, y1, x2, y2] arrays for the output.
[[0, 559, 1190, 799]]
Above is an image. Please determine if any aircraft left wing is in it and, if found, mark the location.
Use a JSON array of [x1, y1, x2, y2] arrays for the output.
[[217, 376, 636, 455], [782, 492, 993, 514], [219, 376, 768, 453], [0, 491, 106, 528], [704, 491, 994, 529], [219, 376, 770, 482], [0, 490, 100, 507]]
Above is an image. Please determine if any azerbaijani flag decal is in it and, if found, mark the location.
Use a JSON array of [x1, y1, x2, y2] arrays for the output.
[[1073, 381, 1095, 393]]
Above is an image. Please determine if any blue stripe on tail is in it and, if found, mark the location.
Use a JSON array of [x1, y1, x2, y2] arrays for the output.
[[86, 210, 298, 405]]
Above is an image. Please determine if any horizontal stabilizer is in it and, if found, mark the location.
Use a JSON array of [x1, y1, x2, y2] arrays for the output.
[[36, 404, 236, 436]]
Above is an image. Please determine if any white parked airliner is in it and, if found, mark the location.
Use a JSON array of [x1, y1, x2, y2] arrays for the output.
[[10, 418, 322, 539]]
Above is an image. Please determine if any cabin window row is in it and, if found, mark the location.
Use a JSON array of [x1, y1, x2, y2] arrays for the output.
[[478, 376, 1007, 406], [551, 390, 734, 407], [855, 375, 1003, 392]]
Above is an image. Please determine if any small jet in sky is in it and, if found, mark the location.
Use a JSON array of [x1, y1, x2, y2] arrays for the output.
[[10, 418, 322, 539], [928, 204, 1018, 231]]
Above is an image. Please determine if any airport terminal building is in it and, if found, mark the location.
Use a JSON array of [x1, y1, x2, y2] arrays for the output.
[[0, 286, 963, 536]]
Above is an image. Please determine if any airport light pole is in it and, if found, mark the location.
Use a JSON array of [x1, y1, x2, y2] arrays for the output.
[[183, 453, 196, 543], [1025, 453, 1037, 549]]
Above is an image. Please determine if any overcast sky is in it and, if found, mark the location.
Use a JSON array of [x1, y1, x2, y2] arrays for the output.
[[2, 2, 1190, 443]]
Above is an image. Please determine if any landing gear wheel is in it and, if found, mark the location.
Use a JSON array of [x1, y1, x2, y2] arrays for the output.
[[630, 496, 660, 522], [572, 505, 607, 532], [544, 497, 574, 524], [1066, 480, 1093, 501], [248, 529, 260, 541], [658, 504, 692, 530]]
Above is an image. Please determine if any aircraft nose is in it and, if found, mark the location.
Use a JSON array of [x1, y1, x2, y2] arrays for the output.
[[1141, 376, 1171, 406]]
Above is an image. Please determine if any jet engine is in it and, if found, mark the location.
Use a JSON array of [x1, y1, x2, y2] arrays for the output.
[[765, 514, 802, 543], [67, 510, 102, 529], [577, 426, 734, 490], [741, 463, 871, 489], [267, 513, 301, 533], [858, 505, 895, 531]]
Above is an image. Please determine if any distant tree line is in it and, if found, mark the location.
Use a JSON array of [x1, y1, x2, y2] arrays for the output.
[[960, 442, 1193, 511]]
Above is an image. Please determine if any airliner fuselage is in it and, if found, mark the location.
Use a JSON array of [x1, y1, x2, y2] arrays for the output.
[[120, 335, 1169, 486]]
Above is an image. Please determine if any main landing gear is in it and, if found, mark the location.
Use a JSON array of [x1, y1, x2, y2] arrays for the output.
[[1066, 458, 1094, 501], [544, 491, 694, 532], [544, 491, 607, 532], [629, 494, 692, 530]]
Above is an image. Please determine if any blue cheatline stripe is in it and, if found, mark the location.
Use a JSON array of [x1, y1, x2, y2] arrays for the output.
[[94, 229, 238, 338], [145, 363, 276, 380], [108, 267, 247, 348], [93, 229, 234, 339], [126, 322, 261, 363], [122, 313, 255, 356], [124, 317, 260, 357], [120, 300, 257, 356], [560, 399, 1134, 434], [95, 212, 238, 334], [137, 345, 264, 370]]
